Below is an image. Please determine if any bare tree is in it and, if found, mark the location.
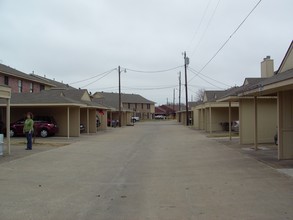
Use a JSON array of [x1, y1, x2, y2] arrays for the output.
[[196, 88, 205, 101]]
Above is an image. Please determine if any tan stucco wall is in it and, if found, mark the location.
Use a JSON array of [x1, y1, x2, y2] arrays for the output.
[[123, 103, 154, 120], [239, 98, 277, 144], [69, 107, 80, 137], [278, 90, 293, 159], [89, 109, 96, 133], [205, 107, 238, 132], [193, 109, 199, 129]]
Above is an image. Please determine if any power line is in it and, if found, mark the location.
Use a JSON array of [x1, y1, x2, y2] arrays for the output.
[[122, 85, 177, 91], [188, 67, 224, 89], [124, 65, 183, 73], [188, 67, 231, 87], [186, 0, 213, 51], [69, 68, 117, 85], [198, 0, 263, 73], [190, 0, 221, 57], [81, 69, 116, 88]]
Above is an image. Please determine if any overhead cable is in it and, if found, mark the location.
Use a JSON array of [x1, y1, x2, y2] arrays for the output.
[[69, 68, 117, 85], [124, 65, 183, 73], [190, 0, 221, 57], [187, 0, 213, 51], [188, 67, 231, 87], [198, 0, 263, 73], [81, 69, 116, 88]]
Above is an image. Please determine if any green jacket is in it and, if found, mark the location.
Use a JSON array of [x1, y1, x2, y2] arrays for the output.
[[23, 119, 34, 133]]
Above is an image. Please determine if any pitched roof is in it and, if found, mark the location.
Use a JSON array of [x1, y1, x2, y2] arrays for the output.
[[93, 92, 155, 109], [0, 89, 108, 109], [189, 101, 203, 107], [0, 64, 55, 86], [277, 40, 293, 73], [155, 106, 166, 114], [243, 78, 263, 86], [30, 74, 76, 89], [204, 90, 226, 102]]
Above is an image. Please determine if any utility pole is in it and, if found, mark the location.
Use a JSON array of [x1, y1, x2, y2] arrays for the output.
[[178, 71, 181, 112], [118, 66, 122, 127], [184, 51, 189, 126], [173, 88, 175, 111]]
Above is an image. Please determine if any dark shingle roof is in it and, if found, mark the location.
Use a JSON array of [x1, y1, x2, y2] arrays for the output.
[[29, 74, 76, 89], [0, 64, 55, 86], [204, 90, 227, 102], [0, 89, 108, 109], [93, 92, 155, 109]]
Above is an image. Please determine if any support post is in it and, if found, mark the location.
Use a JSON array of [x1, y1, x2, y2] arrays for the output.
[[254, 96, 258, 150], [67, 107, 70, 139], [229, 101, 232, 141], [6, 98, 10, 155], [87, 108, 90, 134], [209, 105, 212, 134]]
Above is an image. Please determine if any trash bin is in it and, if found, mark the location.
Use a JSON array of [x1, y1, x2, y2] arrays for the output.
[[0, 134, 4, 156]]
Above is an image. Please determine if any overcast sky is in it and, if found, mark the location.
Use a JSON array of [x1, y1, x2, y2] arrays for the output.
[[0, 0, 292, 104]]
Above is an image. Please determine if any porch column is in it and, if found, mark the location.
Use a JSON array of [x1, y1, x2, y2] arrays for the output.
[[86, 108, 90, 134], [6, 98, 10, 155], [209, 105, 212, 134], [67, 107, 70, 139], [277, 91, 283, 160], [229, 101, 232, 141], [254, 96, 258, 150]]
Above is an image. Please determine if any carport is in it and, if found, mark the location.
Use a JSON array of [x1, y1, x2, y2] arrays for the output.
[[0, 91, 86, 139], [0, 85, 11, 154]]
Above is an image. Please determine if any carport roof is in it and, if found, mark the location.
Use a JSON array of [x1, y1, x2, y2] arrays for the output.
[[0, 89, 109, 109], [94, 92, 155, 105]]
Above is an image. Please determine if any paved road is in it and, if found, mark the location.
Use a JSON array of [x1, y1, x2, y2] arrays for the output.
[[0, 121, 292, 220]]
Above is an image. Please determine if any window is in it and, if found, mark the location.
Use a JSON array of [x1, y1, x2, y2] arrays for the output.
[[135, 103, 137, 109], [18, 80, 22, 93], [40, 84, 45, 91], [30, 83, 34, 93], [147, 104, 150, 109], [141, 103, 144, 109], [128, 103, 131, 109], [4, 76, 9, 85]]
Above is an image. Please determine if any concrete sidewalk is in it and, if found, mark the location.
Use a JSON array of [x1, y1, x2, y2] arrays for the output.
[[0, 121, 292, 219], [214, 137, 293, 177]]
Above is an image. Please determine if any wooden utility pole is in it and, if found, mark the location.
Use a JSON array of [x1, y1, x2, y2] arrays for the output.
[[173, 88, 175, 111], [184, 51, 189, 126], [178, 71, 181, 111], [118, 66, 122, 127]]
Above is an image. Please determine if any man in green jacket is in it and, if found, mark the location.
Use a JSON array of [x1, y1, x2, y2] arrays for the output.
[[23, 112, 34, 150]]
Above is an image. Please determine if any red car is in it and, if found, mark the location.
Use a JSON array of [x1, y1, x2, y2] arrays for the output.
[[10, 116, 58, 138]]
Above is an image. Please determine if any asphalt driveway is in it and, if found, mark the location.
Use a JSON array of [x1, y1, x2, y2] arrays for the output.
[[0, 121, 292, 220]]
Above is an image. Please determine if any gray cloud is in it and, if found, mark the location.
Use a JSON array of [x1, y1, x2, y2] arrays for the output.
[[0, 0, 292, 104]]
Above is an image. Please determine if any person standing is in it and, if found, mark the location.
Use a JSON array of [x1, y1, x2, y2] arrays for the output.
[[23, 112, 34, 150]]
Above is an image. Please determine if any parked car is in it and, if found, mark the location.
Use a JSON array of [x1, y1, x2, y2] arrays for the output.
[[131, 116, 140, 122], [10, 116, 58, 138], [155, 115, 166, 120]]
